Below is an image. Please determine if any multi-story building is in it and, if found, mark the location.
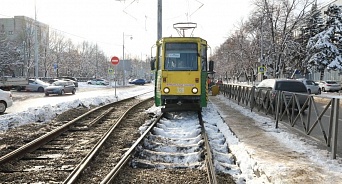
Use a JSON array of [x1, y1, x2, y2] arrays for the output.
[[0, 15, 49, 46], [0, 16, 49, 77]]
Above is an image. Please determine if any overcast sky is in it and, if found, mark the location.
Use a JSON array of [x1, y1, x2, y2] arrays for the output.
[[0, 0, 332, 60], [0, 0, 255, 59]]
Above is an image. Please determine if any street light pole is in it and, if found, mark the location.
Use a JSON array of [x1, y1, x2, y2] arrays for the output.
[[123, 32, 125, 86], [122, 32, 132, 86], [34, 7, 39, 80]]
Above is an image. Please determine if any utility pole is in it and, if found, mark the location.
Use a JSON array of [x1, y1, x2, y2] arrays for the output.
[[95, 43, 98, 78], [123, 32, 125, 86], [23, 41, 27, 77], [157, 0, 162, 40], [34, 4, 39, 79], [123, 33, 132, 86]]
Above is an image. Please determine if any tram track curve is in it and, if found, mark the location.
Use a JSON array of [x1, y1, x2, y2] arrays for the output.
[[1, 95, 236, 183], [0, 96, 154, 183]]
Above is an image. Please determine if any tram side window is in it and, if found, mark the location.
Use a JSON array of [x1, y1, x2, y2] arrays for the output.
[[157, 45, 162, 70], [201, 45, 207, 71]]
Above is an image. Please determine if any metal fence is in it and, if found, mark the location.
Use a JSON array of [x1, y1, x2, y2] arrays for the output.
[[310, 69, 342, 82], [219, 83, 340, 159]]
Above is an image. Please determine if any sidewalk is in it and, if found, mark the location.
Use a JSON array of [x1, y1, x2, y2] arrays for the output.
[[209, 95, 342, 183]]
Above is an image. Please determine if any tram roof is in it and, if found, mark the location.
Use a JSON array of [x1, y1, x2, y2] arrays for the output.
[[158, 37, 207, 43]]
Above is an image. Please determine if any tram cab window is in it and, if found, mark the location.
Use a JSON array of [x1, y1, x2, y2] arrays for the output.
[[164, 43, 198, 71]]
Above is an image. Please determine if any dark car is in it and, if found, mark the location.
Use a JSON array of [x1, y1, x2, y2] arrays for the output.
[[45, 81, 76, 96], [256, 78, 308, 110], [58, 76, 78, 87], [129, 79, 146, 85], [47, 78, 59, 84]]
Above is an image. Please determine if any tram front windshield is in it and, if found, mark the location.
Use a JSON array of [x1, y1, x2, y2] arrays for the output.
[[164, 43, 198, 71]]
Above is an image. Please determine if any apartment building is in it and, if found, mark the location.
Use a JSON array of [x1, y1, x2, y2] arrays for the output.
[[0, 15, 49, 46], [0, 16, 49, 77]]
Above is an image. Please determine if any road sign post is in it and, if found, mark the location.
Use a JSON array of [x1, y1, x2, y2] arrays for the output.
[[258, 66, 265, 74], [111, 56, 119, 65], [110, 56, 119, 99]]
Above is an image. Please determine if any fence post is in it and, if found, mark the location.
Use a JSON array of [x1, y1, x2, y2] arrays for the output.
[[228, 85, 232, 99], [306, 96, 312, 133], [331, 98, 339, 159], [250, 86, 255, 111], [275, 90, 280, 128]]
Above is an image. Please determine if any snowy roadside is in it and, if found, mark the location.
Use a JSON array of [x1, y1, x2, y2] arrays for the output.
[[210, 95, 342, 183], [0, 83, 154, 132]]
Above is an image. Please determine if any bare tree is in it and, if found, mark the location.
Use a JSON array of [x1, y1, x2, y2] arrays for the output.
[[212, 0, 316, 81]]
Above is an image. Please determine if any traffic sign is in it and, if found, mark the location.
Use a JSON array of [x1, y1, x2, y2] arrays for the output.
[[258, 66, 266, 74], [108, 68, 114, 74], [111, 56, 119, 65]]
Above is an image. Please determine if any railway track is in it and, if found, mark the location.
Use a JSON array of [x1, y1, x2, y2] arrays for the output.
[[109, 111, 222, 184], [0, 96, 155, 183], [0, 97, 235, 183]]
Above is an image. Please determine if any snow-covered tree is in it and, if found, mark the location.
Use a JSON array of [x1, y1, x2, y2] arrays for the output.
[[305, 4, 342, 80], [0, 31, 22, 76], [211, 0, 315, 79], [303, 2, 325, 42], [294, 1, 324, 76]]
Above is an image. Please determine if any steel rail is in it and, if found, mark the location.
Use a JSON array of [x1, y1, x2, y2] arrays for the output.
[[0, 97, 135, 165], [63, 97, 154, 184], [198, 111, 218, 184], [100, 113, 164, 184]]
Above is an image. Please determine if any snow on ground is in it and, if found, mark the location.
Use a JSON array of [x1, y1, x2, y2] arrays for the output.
[[212, 95, 342, 183], [0, 82, 153, 131], [1, 82, 342, 183]]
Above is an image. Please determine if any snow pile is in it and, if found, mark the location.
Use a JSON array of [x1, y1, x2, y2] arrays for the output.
[[134, 112, 205, 169]]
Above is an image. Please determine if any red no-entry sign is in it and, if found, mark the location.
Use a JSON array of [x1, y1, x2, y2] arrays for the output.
[[111, 56, 120, 65]]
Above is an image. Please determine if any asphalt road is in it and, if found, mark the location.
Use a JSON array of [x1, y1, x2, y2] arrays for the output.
[[6, 83, 153, 114]]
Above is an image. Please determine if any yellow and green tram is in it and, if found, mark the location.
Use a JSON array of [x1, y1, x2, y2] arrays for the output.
[[151, 37, 214, 112]]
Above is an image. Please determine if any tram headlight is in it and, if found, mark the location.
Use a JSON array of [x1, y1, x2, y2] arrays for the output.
[[192, 87, 198, 94], [163, 87, 170, 94]]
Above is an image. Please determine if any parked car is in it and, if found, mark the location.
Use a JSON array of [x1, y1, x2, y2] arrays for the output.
[[256, 78, 309, 110], [45, 80, 76, 96], [129, 79, 146, 85], [144, 79, 151, 83], [19, 79, 50, 92], [0, 89, 13, 114], [318, 81, 341, 92], [87, 79, 109, 85], [47, 78, 59, 84], [59, 76, 78, 87], [296, 78, 321, 95]]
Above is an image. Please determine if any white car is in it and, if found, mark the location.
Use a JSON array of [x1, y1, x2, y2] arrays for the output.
[[20, 79, 50, 92], [296, 78, 321, 95], [0, 89, 13, 114], [319, 81, 341, 92], [87, 79, 109, 85]]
